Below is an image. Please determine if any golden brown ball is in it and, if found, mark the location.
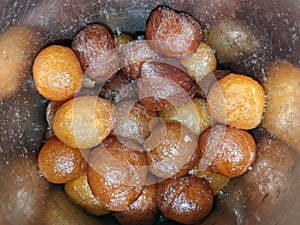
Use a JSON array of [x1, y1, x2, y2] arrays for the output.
[[198, 124, 256, 178], [207, 73, 265, 130], [87, 135, 148, 211], [53, 96, 115, 149], [38, 137, 87, 184], [33, 45, 83, 101]]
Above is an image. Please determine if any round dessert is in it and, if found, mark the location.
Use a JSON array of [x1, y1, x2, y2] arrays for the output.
[[33, 45, 83, 101], [157, 175, 213, 224], [71, 23, 118, 83], [87, 135, 148, 211], [207, 73, 265, 130], [53, 96, 115, 149], [146, 5, 202, 59], [64, 172, 111, 216], [38, 137, 87, 184], [114, 181, 158, 225], [145, 121, 199, 178], [198, 124, 256, 177]]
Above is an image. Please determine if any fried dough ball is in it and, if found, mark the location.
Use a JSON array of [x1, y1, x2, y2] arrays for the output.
[[144, 121, 199, 178], [120, 40, 160, 80], [99, 71, 138, 104], [38, 137, 87, 184], [181, 42, 217, 83], [64, 172, 111, 216], [71, 23, 118, 83], [159, 98, 214, 135], [53, 96, 115, 149], [146, 5, 202, 59], [198, 124, 256, 178], [263, 60, 300, 149], [87, 135, 148, 211], [207, 73, 265, 130], [157, 175, 213, 224], [138, 61, 198, 111], [33, 45, 83, 101], [114, 181, 158, 225], [113, 99, 158, 145]]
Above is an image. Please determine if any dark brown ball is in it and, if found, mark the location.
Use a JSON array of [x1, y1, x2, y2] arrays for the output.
[[120, 40, 160, 80], [99, 71, 138, 104], [114, 182, 158, 225], [146, 5, 202, 59], [71, 23, 118, 83], [157, 175, 213, 224], [138, 61, 197, 111]]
